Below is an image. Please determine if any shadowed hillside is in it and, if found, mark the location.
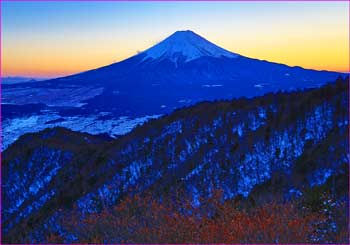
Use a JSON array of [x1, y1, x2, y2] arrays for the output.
[[2, 77, 349, 243]]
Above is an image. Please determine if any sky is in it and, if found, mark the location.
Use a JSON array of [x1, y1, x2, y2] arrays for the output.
[[1, 1, 349, 78]]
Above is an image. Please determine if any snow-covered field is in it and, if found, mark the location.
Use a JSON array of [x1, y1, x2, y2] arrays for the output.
[[2, 86, 104, 107], [1, 113, 161, 151]]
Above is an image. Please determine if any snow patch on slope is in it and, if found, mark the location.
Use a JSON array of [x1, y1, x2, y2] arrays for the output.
[[2, 114, 161, 151], [141, 30, 238, 62]]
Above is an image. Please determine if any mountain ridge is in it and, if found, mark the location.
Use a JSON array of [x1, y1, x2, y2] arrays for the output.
[[2, 77, 348, 242]]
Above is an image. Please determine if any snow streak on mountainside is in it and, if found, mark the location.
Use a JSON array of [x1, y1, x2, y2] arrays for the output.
[[141, 30, 238, 62], [2, 77, 348, 243]]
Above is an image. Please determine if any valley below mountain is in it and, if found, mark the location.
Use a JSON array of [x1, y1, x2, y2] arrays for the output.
[[2, 77, 348, 243]]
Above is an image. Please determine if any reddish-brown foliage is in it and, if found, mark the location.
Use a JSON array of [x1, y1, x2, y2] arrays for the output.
[[47, 190, 348, 243]]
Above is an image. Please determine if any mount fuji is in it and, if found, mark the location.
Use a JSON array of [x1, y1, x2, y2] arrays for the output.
[[2, 30, 343, 149], [141, 30, 239, 62], [37, 30, 341, 110]]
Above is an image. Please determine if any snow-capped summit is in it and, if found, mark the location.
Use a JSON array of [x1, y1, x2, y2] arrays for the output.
[[141, 30, 239, 62]]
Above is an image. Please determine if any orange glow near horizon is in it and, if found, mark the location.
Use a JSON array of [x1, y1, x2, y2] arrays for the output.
[[2, 42, 349, 78], [2, 34, 349, 78], [1, 1, 349, 78]]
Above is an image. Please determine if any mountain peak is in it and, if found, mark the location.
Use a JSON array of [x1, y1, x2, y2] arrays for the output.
[[141, 30, 238, 62], [173, 29, 196, 34]]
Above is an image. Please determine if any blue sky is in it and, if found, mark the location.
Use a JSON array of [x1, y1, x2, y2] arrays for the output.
[[1, 1, 349, 77]]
